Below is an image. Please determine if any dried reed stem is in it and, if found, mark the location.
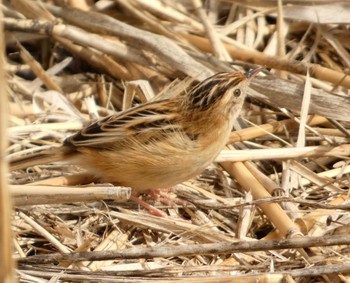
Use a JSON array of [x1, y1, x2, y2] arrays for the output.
[[0, 5, 15, 282]]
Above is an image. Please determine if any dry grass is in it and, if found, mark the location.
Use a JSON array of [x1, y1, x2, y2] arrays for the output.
[[0, 1, 15, 282], [4, 0, 350, 282]]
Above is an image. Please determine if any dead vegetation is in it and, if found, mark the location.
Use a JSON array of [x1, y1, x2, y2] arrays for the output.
[[3, 0, 350, 282]]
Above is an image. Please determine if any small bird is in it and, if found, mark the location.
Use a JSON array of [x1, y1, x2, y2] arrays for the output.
[[10, 68, 261, 191]]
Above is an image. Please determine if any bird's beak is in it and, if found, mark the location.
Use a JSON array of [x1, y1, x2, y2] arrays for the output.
[[244, 66, 264, 79]]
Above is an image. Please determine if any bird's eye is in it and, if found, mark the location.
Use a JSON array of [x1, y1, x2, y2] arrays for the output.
[[233, 89, 241, 97]]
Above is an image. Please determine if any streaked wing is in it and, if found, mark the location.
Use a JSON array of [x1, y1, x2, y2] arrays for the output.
[[64, 99, 180, 148]]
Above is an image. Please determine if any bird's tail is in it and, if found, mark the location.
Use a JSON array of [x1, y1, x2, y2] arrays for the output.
[[9, 147, 72, 171]]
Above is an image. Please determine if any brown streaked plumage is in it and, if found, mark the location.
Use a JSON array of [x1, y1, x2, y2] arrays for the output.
[[10, 68, 261, 191]]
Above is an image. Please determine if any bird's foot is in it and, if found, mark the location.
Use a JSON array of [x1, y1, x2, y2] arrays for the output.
[[131, 188, 187, 217], [130, 195, 168, 217], [146, 188, 187, 206]]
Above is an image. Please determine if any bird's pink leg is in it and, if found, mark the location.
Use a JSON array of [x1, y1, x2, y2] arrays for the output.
[[130, 195, 168, 217], [146, 188, 187, 206], [130, 188, 187, 217]]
